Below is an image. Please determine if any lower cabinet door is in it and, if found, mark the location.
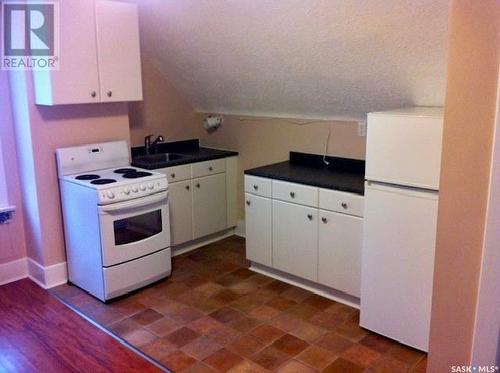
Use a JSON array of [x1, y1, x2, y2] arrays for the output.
[[272, 200, 318, 281], [168, 180, 193, 245], [245, 193, 272, 266], [193, 173, 227, 239], [318, 210, 363, 297]]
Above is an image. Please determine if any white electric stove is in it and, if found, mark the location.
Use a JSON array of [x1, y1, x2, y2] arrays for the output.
[[57, 141, 171, 301]]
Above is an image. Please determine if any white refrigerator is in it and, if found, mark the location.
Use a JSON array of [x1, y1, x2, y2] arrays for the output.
[[360, 107, 444, 352]]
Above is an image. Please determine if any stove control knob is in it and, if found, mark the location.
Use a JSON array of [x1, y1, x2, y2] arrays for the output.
[[106, 191, 115, 199], [140, 184, 146, 191], [147, 183, 154, 190], [132, 186, 138, 193], [123, 188, 131, 195]]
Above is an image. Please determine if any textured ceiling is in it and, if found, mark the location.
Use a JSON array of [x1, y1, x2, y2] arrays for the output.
[[135, 0, 449, 120]]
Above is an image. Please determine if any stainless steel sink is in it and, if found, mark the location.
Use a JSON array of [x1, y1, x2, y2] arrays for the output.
[[136, 153, 188, 162], [133, 153, 190, 167]]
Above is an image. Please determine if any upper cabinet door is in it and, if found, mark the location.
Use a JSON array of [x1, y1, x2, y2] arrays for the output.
[[95, 0, 143, 102], [33, 0, 100, 105]]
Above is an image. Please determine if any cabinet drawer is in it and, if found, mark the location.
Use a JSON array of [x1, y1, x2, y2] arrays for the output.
[[244, 175, 272, 197], [319, 188, 364, 217], [272, 180, 318, 207], [191, 159, 226, 178], [164, 164, 191, 183]]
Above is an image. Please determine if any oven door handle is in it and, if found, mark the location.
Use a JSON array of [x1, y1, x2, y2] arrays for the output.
[[99, 192, 168, 213]]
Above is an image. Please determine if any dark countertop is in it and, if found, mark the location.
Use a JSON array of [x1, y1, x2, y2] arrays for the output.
[[131, 139, 238, 169], [245, 152, 366, 195]]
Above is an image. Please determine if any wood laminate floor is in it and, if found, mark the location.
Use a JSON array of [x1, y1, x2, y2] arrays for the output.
[[0, 278, 162, 372]]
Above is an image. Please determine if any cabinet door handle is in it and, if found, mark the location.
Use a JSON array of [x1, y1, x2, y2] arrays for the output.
[[307, 214, 313, 221], [185, 185, 190, 190], [196, 183, 200, 188], [107, 91, 113, 97], [90, 91, 97, 98], [246, 200, 251, 206], [208, 166, 213, 171], [341, 202, 348, 209], [321, 217, 327, 223], [290, 192, 296, 198], [171, 173, 175, 178], [253, 185, 258, 190]]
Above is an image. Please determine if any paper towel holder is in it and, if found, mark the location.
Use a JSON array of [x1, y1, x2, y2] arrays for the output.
[[203, 115, 223, 132]]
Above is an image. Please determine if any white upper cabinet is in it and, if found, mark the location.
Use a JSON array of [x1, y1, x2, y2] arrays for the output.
[[33, 0, 142, 105], [33, 0, 100, 105], [95, 0, 142, 102]]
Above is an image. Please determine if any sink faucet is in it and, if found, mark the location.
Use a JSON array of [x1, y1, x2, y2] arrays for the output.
[[144, 134, 165, 155]]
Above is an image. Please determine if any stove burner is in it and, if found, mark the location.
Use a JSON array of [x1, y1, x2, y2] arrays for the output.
[[122, 171, 153, 179], [76, 174, 100, 181], [91, 179, 117, 185], [114, 168, 136, 174]]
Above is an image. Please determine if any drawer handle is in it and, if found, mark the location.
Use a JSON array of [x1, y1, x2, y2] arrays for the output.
[[208, 166, 213, 171], [253, 185, 259, 190], [307, 214, 313, 221], [246, 200, 251, 206], [321, 217, 327, 223], [90, 91, 97, 98], [185, 185, 190, 190], [196, 183, 200, 188], [107, 91, 112, 97], [341, 202, 348, 209], [290, 192, 296, 198], [171, 173, 175, 178]]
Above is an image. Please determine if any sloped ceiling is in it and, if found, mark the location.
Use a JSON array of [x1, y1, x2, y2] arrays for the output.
[[135, 0, 449, 120]]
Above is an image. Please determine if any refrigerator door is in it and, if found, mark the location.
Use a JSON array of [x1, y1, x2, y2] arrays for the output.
[[360, 181, 438, 351], [365, 111, 443, 190]]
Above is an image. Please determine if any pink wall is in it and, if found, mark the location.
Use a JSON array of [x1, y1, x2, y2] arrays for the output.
[[128, 58, 197, 146], [428, 0, 499, 370], [0, 72, 27, 264], [8, 71, 130, 266]]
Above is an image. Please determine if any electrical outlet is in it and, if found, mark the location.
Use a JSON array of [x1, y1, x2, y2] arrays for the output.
[[358, 120, 367, 137]]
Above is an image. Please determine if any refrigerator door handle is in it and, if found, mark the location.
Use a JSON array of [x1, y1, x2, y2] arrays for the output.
[[366, 181, 439, 200]]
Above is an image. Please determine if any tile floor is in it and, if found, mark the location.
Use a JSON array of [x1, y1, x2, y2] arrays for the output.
[[51, 236, 427, 372]]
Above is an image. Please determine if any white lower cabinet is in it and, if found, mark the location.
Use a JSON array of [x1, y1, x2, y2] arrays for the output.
[[159, 156, 237, 246], [318, 210, 363, 297], [272, 200, 318, 282], [245, 193, 272, 266], [168, 180, 193, 245], [193, 174, 227, 239], [245, 176, 364, 298]]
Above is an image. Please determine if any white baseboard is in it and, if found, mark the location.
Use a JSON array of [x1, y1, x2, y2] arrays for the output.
[[235, 219, 245, 238], [250, 262, 360, 309], [0, 258, 28, 285], [28, 258, 68, 289]]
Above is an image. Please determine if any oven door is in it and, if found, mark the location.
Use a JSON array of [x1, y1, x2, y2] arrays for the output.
[[98, 191, 170, 267]]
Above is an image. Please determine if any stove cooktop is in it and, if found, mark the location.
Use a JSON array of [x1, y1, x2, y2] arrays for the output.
[[75, 174, 100, 180], [122, 171, 153, 179], [91, 179, 117, 185], [65, 166, 165, 190], [114, 168, 136, 174]]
